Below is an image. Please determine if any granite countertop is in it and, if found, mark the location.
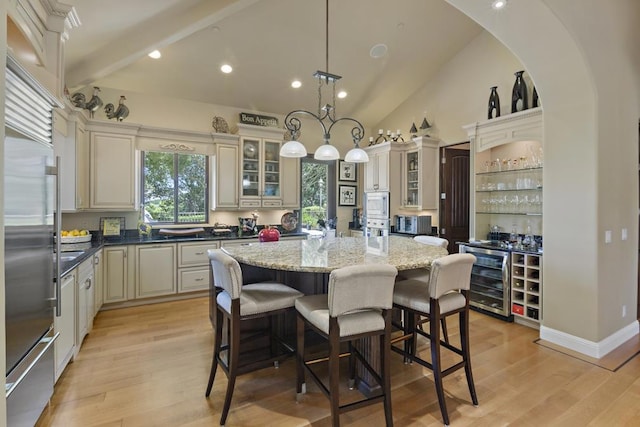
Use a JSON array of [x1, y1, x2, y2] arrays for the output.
[[221, 235, 448, 274]]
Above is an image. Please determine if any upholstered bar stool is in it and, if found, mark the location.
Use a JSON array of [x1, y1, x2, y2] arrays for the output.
[[392, 253, 478, 426], [295, 264, 398, 427], [205, 249, 303, 426]]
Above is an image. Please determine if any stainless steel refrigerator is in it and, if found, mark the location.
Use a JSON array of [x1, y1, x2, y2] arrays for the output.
[[5, 57, 60, 426]]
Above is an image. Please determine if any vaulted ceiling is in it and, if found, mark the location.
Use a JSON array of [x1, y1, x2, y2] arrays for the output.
[[64, 0, 483, 126]]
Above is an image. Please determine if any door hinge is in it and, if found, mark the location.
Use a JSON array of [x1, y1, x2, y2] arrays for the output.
[[441, 156, 446, 164], [440, 193, 446, 199], [441, 228, 446, 235]]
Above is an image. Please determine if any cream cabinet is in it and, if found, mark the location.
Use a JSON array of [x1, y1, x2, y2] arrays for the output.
[[363, 141, 403, 194], [237, 124, 288, 209], [211, 135, 240, 210], [93, 249, 103, 314], [103, 246, 130, 303], [400, 136, 439, 210], [177, 241, 220, 292], [280, 156, 301, 208], [54, 271, 76, 382], [76, 257, 94, 353], [136, 243, 177, 298], [54, 110, 90, 211], [89, 131, 137, 210]]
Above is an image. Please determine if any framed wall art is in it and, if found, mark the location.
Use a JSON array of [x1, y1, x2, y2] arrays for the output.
[[338, 160, 357, 182], [338, 185, 357, 206]]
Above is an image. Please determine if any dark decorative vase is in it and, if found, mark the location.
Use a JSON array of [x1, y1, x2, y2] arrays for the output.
[[511, 70, 528, 113], [488, 86, 501, 119], [532, 86, 539, 108]]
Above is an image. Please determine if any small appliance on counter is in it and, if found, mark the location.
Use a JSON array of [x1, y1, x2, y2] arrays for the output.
[[394, 215, 432, 235]]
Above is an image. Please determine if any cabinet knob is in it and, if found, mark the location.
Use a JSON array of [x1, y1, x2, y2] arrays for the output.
[[195, 251, 204, 255], [195, 277, 204, 282]]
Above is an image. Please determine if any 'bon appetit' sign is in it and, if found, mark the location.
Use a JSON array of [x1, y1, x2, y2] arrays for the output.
[[239, 112, 279, 128]]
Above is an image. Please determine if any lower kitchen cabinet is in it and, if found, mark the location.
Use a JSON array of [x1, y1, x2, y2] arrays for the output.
[[136, 243, 177, 298], [511, 252, 542, 325], [103, 246, 130, 303], [93, 249, 103, 314], [54, 271, 76, 382], [177, 241, 220, 292], [76, 258, 94, 356]]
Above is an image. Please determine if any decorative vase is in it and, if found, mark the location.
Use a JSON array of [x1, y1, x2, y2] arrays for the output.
[[511, 70, 528, 113], [488, 86, 501, 119], [532, 86, 539, 108], [137, 205, 152, 239]]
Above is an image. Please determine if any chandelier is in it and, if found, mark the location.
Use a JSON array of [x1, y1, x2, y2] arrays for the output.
[[279, 0, 368, 163]]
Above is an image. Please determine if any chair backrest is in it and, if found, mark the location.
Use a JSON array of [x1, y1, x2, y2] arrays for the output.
[[327, 264, 398, 317], [428, 253, 476, 299], [414, 235, 449, 249], [208, 249, 243, 299]]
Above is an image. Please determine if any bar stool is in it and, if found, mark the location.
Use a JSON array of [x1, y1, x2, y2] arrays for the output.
[[295, 264, 398, 427], [205, 249, 303, 426], [392, 253, 478, 426]]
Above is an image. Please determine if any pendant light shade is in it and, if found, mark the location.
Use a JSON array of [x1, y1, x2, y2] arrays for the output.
[[344, 146, 369, 163], [280, 139, 307, 157], [314, 142, 340, 160]]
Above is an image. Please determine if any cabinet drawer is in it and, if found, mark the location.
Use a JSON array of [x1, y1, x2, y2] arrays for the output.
[[178, 267, 210, 293], [178, 242, 220, 268], [240, 200, 261, 208], [262, 200, 282, 208]]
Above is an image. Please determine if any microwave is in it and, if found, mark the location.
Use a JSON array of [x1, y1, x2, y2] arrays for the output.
[[395, 215, 431, 234]]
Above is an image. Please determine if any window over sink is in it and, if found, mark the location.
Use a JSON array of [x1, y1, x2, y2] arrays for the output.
[[141, 151, 209, 224]]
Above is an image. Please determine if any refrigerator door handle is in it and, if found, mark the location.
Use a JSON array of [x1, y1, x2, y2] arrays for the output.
[[48, 156, 62, 317]]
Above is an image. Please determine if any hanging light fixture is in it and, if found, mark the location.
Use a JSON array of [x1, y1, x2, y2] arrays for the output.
[[280, 0, 368, 163]]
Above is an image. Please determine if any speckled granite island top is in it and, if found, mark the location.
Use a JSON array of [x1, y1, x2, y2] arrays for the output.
[[221, 236, 448, 273]]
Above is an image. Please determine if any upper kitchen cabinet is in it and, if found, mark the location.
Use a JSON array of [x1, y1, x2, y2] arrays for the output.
[[211, 133, 240, 210], [237, 124, 297, 209], [363, 141, 403, 193], [401, 136, 439, 210], [87, 122, 139, 210], [53, 108, 89, 211], [464, 108, 543, 240]]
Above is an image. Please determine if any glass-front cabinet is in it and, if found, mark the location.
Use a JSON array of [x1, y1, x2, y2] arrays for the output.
[[399, 136, 439, 210], [240, 137, 282, 207]]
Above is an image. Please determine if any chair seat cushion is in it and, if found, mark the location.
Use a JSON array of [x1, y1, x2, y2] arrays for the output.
[[217, 282, 303, 316], [393, 279, 466, 315], [295, 294, 385, 337]]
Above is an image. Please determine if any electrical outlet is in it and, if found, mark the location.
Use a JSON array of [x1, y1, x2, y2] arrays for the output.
[[605, 230, 612, 244], [622, 305, 627, 318], [622, 228, 628, 241]]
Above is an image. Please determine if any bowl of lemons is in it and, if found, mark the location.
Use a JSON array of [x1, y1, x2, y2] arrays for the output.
[[60, 229, 91, 243]]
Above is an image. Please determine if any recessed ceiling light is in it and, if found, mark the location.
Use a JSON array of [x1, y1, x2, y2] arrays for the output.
[[220, 64, 233, 74], [337, 91, 347, 99], [148, 50, 161, 59], [291, 80, 302, 88], [491, 0, 507, 10], [370, 43, 388, 59]]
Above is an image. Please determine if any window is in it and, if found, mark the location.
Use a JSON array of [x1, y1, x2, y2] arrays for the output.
[[300, 156, 335, 230], [141, 151, 208, 224]]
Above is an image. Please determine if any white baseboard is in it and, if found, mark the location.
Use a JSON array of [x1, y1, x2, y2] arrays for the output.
[[540, 320, 639, 359]]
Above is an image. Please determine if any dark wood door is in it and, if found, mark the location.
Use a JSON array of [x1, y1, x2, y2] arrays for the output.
[[439, 146, 470, 253]]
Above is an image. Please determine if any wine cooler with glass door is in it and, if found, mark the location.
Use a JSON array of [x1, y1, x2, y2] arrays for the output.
[[459, 244, 512, 319]]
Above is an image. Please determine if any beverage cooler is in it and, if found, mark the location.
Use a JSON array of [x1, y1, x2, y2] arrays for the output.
[[459, 245, 511, 318]]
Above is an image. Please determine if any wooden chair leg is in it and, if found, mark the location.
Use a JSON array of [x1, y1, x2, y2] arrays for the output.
[[206, 308, 224, 397], [328, 317, 341, 427], [296, 313, 305, 399], [460, 308, 478, 406], [430, 303, 449, 426], [220, 313, 240, 426], [382, 310, 393, 427], [440, 318, 450, 345]]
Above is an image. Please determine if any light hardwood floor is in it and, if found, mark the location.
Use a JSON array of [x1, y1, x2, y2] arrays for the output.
[[37, 297, 640, 426]]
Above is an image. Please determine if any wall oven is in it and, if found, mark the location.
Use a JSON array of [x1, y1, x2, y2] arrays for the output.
[[364, 191, 390, 236], [459, 244, 511, 318]]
